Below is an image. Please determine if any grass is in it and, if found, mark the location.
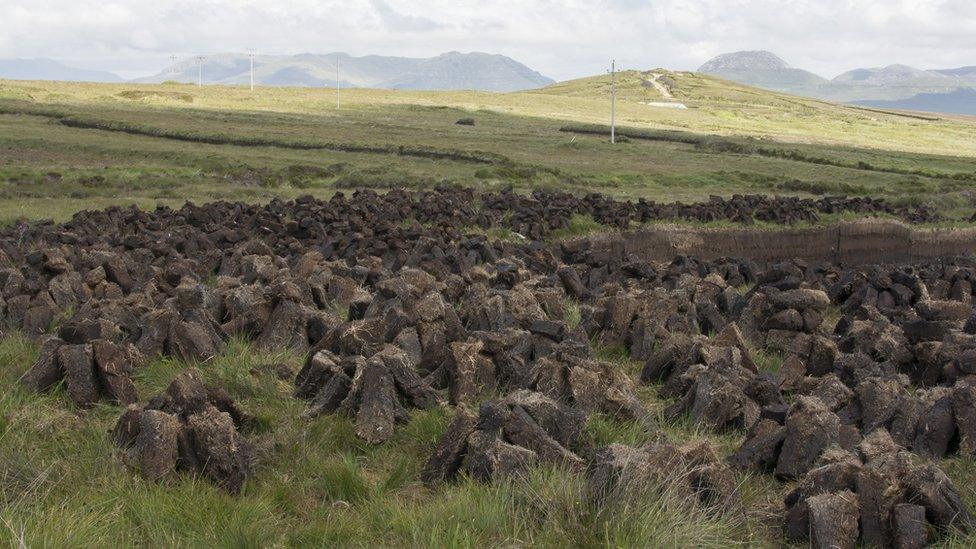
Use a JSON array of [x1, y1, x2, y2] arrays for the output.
[[7, 70, 976, 156], [549, 214, 608, 241], [560, 122, 976, 181], [2, 74, 976, 226], [752, 349, 785, 375], [562, 298, 582, 331], [0, 334, 769, 547], [2, 316, 975, 546]]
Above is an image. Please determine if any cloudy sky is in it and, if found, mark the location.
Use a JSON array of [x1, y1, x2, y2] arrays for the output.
[[2, 0, 976, 79]]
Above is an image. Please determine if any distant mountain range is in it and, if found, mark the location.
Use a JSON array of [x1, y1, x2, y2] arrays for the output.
[[5, 50, 971, 114], [135, 51, 554, 92], [0, 52, 554, 92], [852, 88, 976, 116], [698, 51, 976, 115], [0, 58, 122, 83]]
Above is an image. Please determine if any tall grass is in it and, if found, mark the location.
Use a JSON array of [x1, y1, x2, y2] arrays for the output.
[[0, 330, 773, 547]]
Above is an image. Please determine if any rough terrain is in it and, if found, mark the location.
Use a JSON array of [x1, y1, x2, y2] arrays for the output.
[[2, 186, 975, 546]]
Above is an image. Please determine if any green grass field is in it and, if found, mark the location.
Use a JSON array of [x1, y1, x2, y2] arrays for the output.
[[2, 72, 976, 226], [2, 73, 976, 547]]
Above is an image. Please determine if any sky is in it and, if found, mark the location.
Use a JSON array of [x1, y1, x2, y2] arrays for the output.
[[2, 0, 976, 80]]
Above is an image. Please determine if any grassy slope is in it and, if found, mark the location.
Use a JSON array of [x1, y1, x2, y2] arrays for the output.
[[2, 74, 976, 225], [536, 70, 976, 155], [6, 70, 976, 155]]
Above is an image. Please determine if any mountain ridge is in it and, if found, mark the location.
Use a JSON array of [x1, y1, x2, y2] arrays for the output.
[[697, 50, 976, 114], [135, 51, 554, 92]]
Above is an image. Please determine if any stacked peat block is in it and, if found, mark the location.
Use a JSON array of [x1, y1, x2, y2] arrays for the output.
[[113, 369, 253, 493], [421, 390, 586, 485], [22, 330, 143, 407]]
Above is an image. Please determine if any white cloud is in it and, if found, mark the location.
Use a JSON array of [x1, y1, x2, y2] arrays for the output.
[[0, 0, 975, 79]]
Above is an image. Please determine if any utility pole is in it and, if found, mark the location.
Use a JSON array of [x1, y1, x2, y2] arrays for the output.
[[336, 57, 340, 109], [610, 59, 616, 145], [169, 55, 178, 83], [197, 56, 205, 88], [248, 49, 255, 92]]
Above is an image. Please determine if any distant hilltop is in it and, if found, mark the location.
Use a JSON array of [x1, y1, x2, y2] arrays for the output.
[[135, 51, 555, 92], [698, 51, 828, 92], [698, 50, 976, 115], [0, 51, 555, 93], [698, 51, 792, 72]]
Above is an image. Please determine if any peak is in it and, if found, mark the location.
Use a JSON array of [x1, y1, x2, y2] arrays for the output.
[[436, 51, 497, 59], [699, 51, 790, 72]]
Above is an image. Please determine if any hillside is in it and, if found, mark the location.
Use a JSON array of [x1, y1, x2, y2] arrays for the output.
[[531, 69, 976, 153], [4, 67, 976, 158], [3, 71, 976, 213], [532, 69, 838, 110], [136, 51, 554, 92]]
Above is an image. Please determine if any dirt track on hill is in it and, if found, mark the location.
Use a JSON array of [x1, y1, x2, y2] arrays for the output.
[[647, 73, 674, 100], [579, 220, 976, 265]]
